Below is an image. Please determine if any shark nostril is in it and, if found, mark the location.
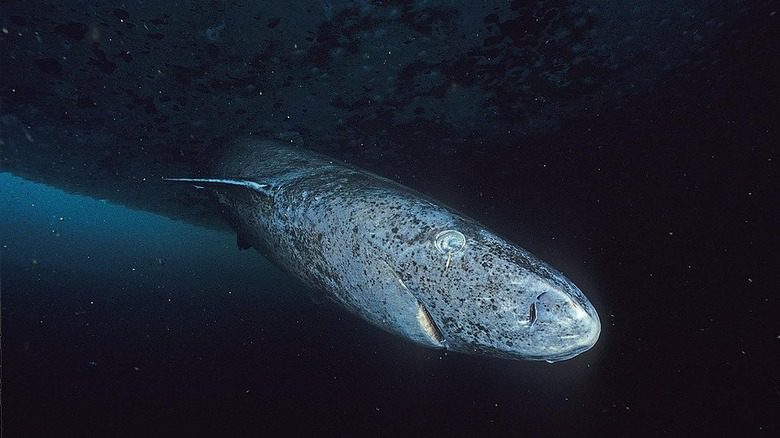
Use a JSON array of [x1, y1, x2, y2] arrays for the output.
[[529, 303, 537, 325]]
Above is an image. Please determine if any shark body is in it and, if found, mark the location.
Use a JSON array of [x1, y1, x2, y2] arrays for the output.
[[167, 139, 600, 362]]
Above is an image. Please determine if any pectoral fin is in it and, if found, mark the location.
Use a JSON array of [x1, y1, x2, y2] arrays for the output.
[[162, 177, 274, 197]]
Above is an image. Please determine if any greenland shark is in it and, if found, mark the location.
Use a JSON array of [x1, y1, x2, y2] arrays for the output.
[[166, 139, 600, 362]]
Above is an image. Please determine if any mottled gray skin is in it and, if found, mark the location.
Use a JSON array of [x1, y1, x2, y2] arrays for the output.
[[182, 139, 600, 362]]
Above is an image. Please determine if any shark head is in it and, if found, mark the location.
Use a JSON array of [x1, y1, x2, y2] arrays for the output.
[[402, 226, 601, 362]]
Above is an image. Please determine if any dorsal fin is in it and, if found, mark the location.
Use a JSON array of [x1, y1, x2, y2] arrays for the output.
[[236, 233, 252, 250]]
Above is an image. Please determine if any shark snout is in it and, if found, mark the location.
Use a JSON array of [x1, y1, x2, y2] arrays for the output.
[[531, 289, 601, 362]]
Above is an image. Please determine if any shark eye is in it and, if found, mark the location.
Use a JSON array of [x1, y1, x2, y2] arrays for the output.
[[434, 229, 466, 253]]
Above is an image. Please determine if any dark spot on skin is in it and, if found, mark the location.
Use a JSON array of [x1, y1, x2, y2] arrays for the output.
[[125, 90, 157, 114], [76, 95, 96, 109], [483, 13, 500, 24], [10, 15, 27, 26], [34, 58, 62, 75], [54, 21, 89, 41], [113, 9, 130, 20], [267, 17, 281, 28], [89, 44, 117, 74]]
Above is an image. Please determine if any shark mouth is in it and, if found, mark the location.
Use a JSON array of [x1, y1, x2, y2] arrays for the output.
[[416, 302, 446, 346]]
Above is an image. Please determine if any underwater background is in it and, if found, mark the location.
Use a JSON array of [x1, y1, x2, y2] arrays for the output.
[[1, 1, 778, 436]]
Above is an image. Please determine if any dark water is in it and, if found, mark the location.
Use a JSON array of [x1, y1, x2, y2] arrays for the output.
[[2, 1, 779, 436]]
